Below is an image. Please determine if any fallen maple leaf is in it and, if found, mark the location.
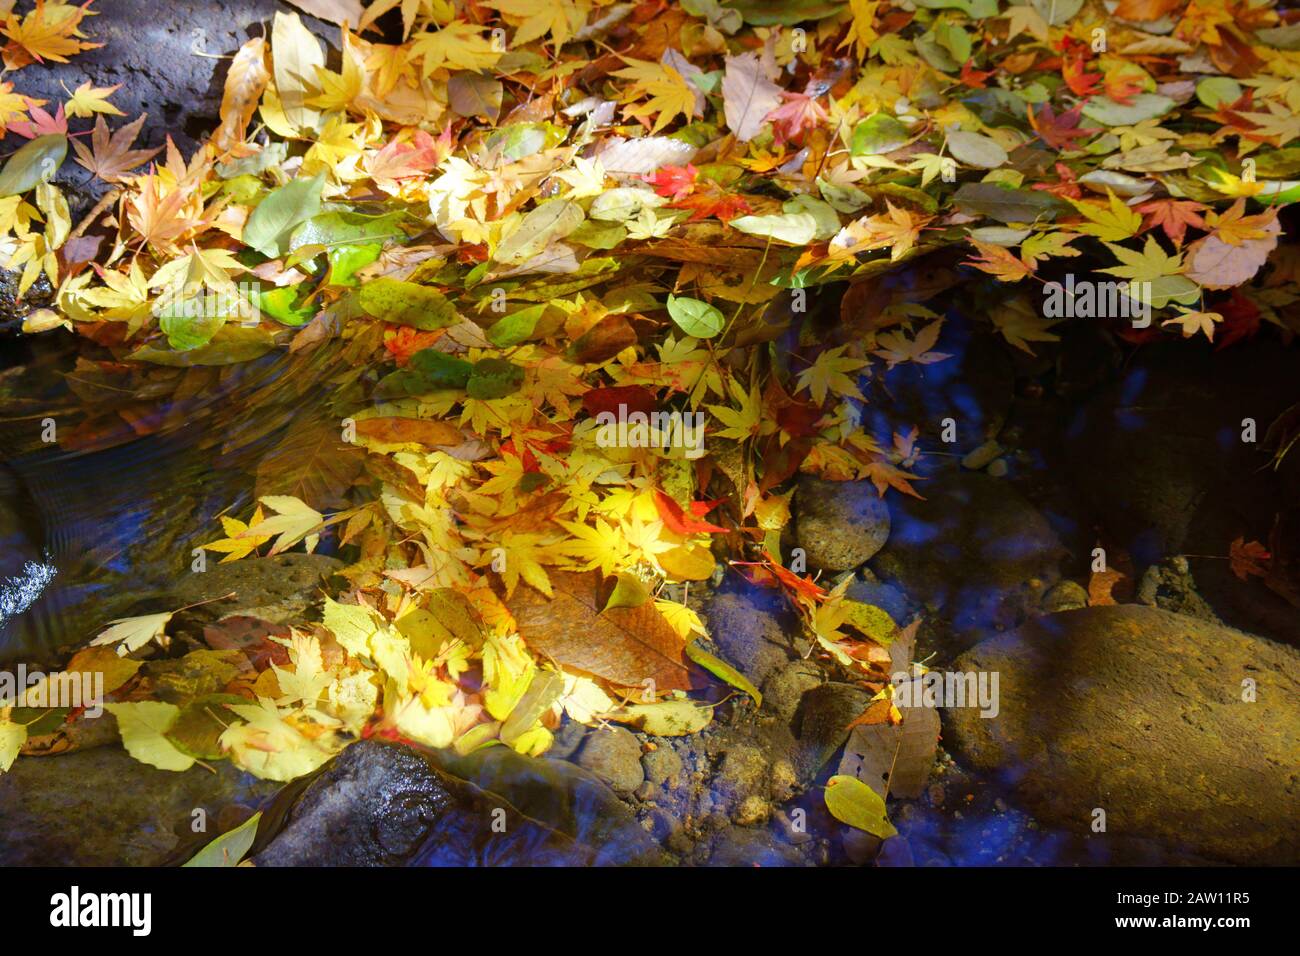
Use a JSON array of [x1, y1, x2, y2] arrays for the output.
[[1229, 537, 1271, 581], [71, 112, 162, 183]]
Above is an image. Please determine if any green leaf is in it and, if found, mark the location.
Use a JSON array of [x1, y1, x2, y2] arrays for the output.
[[783, 194, 841, 239], [947, 130, 1008, 169], [244, 174, 324, 258], [1029, 0, 1083, 25], [685, 640, 761, 707], [850, 114, 910, 156], [183, 812, 262, 867], [824, 773, 898, 838], [1195, 77, 1243, 109], [329, 242, 382, 286], [1081, 93, 1175, 127], [322, 597, 382, 658], [409, 347, 474, 388], [666, 294, 725, 338], [913, 0, 998, 14], [728, 211, 819, 245], [720, 0, 846, 26], [466, 358, 524, 400], [567, 220, 627, 249], [486, 303, 547, 347], [289, 209, 407, 251], [0, 134, 66, 197], [952, 183, 1068, 223], [358, 278, 460, 329], [127, 326, 276, 366], [254, 284, 316, 326], [158, 303, 225, 351]]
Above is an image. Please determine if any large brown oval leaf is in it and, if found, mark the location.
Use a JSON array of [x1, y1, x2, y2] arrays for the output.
[[508, 570, 702, 691], [355, 416, 463, 447]]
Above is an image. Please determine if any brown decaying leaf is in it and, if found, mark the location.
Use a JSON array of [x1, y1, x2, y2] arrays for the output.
[[508, 570, 703, 691], [211, 37, 270, 156], [355, 416, 463, 447], [255, 415, 365, 510], [1228, 536, 1271, 581], [71, 113, 162, 183]]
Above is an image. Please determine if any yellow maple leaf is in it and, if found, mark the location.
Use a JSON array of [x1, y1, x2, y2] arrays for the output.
[[410, 20, 503, 76], [486, 0, 590, 48], [1068, 190, 1142, 242], [0, 81, 34, 135], [203, 505, 270, 563], [1162, 307, 1223, 341], [795, 344, 868, 404], [612, 58, 698, 134], [1, 0, 101, 69], [63, 80, 123, 118], [839, 0, 880, 62]]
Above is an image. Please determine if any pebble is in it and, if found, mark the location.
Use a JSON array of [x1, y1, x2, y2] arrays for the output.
[[961, 440, 1003, 470], [576, 726, 645, 794]]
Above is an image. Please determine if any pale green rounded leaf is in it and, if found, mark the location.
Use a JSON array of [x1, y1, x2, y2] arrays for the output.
[[667, 294, 725, 338]]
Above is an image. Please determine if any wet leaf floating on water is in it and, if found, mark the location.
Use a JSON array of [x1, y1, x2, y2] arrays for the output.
[[684, 641, 761, 707], [5, 0, 1300, 788], [183, 811, 262, 868], [824, 773, 898, 839], [244, 173, 325, 258], [358, 278, 460, 329], [89, 611, 174, 656], [0, 719, 26, 772], [103, 701, 194, 772], [601, 699, 713, 736], [508, 571, 701, 692]]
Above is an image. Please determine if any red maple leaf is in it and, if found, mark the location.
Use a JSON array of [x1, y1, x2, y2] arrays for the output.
[[732, 550, 827, 602], [1104, 73, 1144, 105], [669, 185, 751, 222], [653, 490, 727, 534], [384, 327, 443, 366], [1215, 291, 1262, 350], [958, 58, 994, 89], [1229, 537, 1271, 581], [1063, 54, 1101, 97], [1028, 103, 1098, 152], [1136, 198, 1208, 247], [9, 102, 67, 138], [765, 92, 829, 146], [644, 163, 697, 201], [1031, 160, 1084, 199]]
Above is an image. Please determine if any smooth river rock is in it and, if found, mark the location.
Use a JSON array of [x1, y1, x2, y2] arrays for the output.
[[254, 739, 664, 866], [0, 745, 275, 866], [794, 476, 891, 571], [943, 605, 1300, 865]]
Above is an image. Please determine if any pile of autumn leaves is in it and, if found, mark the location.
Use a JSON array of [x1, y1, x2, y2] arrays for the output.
[[0, 0, 1294, 812]]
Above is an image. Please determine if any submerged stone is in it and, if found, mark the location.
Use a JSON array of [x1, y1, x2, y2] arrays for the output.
[[943, 605, 1300, 865], [254, 740, 665, 866]]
